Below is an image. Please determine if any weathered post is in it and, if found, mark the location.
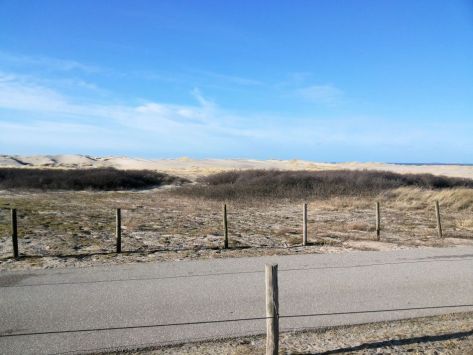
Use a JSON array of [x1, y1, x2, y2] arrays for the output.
[[303, 203, 308, 246], [116, 208, 122, 253], [223, 204, 228, 249], [11, 208, 19, 258], [375, 201, 380, 240], [435, 201, 443, 238], [265, 263, 279, 355]]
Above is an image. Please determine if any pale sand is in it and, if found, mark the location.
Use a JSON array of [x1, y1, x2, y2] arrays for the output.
[[1, 154, 472, 180]]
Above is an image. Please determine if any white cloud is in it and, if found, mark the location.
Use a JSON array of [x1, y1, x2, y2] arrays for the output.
[[0, 73, 415, 147], [1, 70, 466, 161], [296, 84, 344, 104], [0, 73, 71, 113], [0, 72, 249, 139]]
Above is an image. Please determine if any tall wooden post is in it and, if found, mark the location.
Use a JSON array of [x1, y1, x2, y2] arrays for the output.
[[116, 208, 122, 253], [303, 203, 308, 246], [435, 201, 443, 238], [11, 208, 19, 258], [375, 201, 380, 240], [265, 263, 279, 355], [223, 204, 228, 249]]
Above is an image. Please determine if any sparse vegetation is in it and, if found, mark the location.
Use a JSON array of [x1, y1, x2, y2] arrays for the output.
[[175, 169, 473, 201], [1, 186, 473, 270], [1, 169, 473, 270], [0, 168, 188, 191]]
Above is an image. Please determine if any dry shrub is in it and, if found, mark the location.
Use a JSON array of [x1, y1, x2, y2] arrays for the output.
[[0, 168, 188, 191], [175, 169, 473, 201]]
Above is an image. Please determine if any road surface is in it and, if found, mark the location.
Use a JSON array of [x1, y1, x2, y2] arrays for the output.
[[1, 247, 473, 354]]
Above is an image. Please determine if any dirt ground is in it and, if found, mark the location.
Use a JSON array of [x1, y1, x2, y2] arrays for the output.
[[1, 187, 473, 271]]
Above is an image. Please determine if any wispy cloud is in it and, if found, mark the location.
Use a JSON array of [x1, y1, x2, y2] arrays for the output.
[[296, 84, 344, 105], [0, 72, 71, 113], [0, 74, 266, 155], [0, 72, 244, 137], [0, 72, 415, 143], [0, 51, 101, 73], [131, 69, 264, 91], [193, 70, 264, 86], [1, 69, 467, 160]]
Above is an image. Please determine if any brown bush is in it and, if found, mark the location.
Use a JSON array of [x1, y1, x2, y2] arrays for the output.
[[0, 168, 188, 191], [175, 169, 473, 201]]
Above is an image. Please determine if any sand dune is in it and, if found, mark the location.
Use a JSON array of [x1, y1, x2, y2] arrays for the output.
[[0, 154, 472, 180]]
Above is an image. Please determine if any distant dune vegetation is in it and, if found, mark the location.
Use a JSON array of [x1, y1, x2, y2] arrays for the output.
[[2, 167, 473, 198], [175, 169, 473, 201], [0, 168, 188, 191]]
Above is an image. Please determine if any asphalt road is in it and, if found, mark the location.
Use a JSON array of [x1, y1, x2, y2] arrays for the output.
[[1, 247, 473, 354]]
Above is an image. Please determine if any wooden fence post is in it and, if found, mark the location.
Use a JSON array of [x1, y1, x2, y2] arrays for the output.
[[116, 208, 122, 253], [435, 201, 443, 238], [303, 203, 308, 246], [11, 208, 19, 258], [375, 202, 380, 240], [265, 263, 279, 355], [223, 204, 228, 249]]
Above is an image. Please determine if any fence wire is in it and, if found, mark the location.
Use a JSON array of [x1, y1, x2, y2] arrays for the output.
[[2, 303, 472, 339]]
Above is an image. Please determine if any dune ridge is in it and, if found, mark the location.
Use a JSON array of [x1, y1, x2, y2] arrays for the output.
[[1, 154, 473, 180]]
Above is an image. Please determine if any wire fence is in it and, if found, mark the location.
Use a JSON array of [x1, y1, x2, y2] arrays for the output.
[[2, 303, 473, 339], [1, 198, 473, 259]]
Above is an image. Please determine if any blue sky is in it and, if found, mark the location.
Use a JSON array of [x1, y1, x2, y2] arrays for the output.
[[0, 0, 472, 162]]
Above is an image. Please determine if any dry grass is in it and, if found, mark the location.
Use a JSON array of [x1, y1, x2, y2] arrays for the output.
[[1, 186, 473, 270], [387, 187, 473, 211]]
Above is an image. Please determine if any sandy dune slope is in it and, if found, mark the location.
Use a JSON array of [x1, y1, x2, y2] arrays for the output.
[[0, 154, 472, 180]]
